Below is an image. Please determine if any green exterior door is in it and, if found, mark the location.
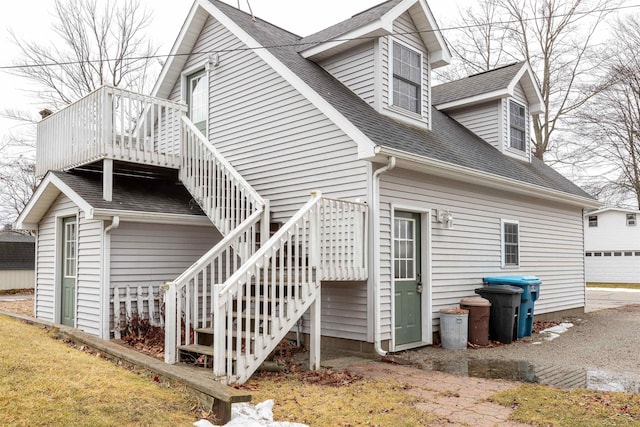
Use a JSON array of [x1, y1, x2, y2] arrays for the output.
[[61, 217, 77, 327], [187, 70, 208, 136], [394, 211, 422, 345]]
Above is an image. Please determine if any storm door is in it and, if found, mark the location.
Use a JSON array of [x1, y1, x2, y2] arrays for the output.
[[187, 70, 208, 136], [394, 211, 422, 345], [60, 217, 77, 327]]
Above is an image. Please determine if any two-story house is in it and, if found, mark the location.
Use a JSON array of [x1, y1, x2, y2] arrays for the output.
[[585, 208, 640, 284], [17, 0, 598, 384]]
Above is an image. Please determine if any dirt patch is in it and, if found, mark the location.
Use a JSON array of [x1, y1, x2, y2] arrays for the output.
[[0, 298, 33, 317]]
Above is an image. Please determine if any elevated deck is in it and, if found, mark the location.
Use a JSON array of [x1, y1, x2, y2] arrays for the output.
[[36, 86, 186, 177]]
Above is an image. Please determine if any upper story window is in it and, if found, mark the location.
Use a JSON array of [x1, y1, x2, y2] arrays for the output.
[[392, 41, 422, 114], [588, 215, 598, 227], [509, 100, 526, 151], [627, 213, 636, 226], [501, 219, 519, 267]]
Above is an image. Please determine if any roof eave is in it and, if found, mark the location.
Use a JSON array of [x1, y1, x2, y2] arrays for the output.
[[434, 89, 509, 111], [152, 0, 209, 99], [16, 172, 95, 230], [375, 146, 600, 209], [92, 209, 212, 226], [301, 0, 451, 67], [301, 20, 393, 61]]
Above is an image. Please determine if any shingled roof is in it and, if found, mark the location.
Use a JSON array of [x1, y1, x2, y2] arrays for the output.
[[0, 232, 34, 270], [432, 62, 525, 105], [297, 0, 403, 49], [50, 170, 205, 216], [207, 0, 592, 201]]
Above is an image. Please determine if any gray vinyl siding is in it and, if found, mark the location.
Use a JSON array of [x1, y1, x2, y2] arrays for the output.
[[381, 12, 431, 125], [75, 212, 103, 336], [379, 169, 585, 338], [34, 194, 77, 322], [172, 16, 368, 222], [320, 42, 376, 107], [109, 222, 221, 289], [448, 102, 501, 149], [296, 281, 369, 342]]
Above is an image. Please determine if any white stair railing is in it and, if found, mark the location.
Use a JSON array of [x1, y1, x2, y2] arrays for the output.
[[181, 117, 265, 235], [212, 193, 369, 384], [163, 117, 268, 364], [163, 210, 263, 364]]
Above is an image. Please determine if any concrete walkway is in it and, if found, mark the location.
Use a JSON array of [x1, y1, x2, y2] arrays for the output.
[[585, 287, 640, 312]]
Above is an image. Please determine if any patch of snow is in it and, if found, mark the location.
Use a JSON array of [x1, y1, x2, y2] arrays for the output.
[[200, 400, 309, 427], [538, 322, 574, 341], [541, 322, 574, 335]]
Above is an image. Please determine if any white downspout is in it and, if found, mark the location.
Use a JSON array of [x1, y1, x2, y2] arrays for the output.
[[101, 216, 120, 339], [372, 156, 396, 356]]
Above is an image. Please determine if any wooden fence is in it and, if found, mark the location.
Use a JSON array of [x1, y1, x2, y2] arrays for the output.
[[111, 284, 164, 339]]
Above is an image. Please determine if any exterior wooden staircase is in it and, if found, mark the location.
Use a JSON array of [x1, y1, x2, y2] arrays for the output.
[[162, 116, 368, 385]]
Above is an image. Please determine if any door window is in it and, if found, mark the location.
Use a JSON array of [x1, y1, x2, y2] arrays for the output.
[[64, 220, 77, 278]]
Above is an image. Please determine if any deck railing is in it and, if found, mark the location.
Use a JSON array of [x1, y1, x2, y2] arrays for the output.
[[36, 86, 186, 176]]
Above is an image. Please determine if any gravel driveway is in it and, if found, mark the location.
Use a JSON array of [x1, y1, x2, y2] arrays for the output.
[[397, 304, 640, 392]]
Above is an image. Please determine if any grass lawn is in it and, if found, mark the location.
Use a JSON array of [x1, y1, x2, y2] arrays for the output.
[[492, 384, 640, 426], [0, 315, 204, 426]]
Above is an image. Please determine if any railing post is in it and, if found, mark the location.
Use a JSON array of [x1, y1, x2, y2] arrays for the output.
[[102, 87, 113, 158], [212, 284, 225, 378], [163, 282, 177, 364], [309, 191, 322, 371], [310, 287, 321, 371], [260, 199, 270, 249]]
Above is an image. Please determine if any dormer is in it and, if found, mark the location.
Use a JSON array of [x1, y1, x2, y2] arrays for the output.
[[298, 0, 451, 130], [432, 62, 544, 163]]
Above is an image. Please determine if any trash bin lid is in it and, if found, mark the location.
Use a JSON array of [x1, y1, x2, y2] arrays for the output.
[[460, 296, 491, 307], [475, 285, 523, 295], [440, 308, 469, 315], [482, 276, 541, 285]]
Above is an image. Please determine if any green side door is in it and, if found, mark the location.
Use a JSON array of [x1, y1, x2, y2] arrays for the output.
[[394, 211, 422, 345], [187, 70, 208, 136], [61, 217, 77, 327]]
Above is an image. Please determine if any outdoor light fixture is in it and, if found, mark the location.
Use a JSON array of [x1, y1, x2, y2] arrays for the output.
[[440, 210, 454, 229]]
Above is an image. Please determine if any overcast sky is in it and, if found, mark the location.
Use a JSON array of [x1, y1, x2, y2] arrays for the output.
[[0, 0, 471, 150]]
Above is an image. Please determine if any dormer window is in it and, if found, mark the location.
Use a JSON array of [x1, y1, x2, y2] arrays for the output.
[[391, 41, 422, 114], [509, 100, 526, 151]]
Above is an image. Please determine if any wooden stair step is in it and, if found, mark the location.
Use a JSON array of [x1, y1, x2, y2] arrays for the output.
[[178, 344, 213, 357]]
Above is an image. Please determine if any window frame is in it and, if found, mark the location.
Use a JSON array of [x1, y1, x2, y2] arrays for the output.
[[626, 213, 636, 226], [588, 215, 598, 227], [389, 39, 423, 116], [501, 219, 520, 268], [508, 100, 527, 152]]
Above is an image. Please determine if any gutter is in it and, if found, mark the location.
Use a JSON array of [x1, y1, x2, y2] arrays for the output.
[[101, 216, 120, 339], [372, 156, 396, 356], [376, 146, 600, 209]]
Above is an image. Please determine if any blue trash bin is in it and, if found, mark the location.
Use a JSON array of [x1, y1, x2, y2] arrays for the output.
[[483, 276, 541, 338]]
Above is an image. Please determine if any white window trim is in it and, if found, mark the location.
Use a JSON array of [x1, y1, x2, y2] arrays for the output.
[[387, 37, 424, 118], [501, 219, 520, 269], [507, 99, 527, 153], [180, 60, 212, 136]]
